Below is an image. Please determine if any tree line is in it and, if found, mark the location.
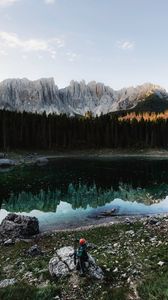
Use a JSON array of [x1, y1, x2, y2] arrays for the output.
[[0, 109, 168, 151]]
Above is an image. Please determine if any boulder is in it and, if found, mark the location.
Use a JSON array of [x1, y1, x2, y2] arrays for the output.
[[27, 244, 43, 256], [49, 256, 70, 278], [0, 159, 15, 167], [86, 255, 104, 280], [49, 246, 104, 280], [147, 218, 158, 225], [4, 238, 14, 246], [0, 213, 39, 240], [0, 278, 16, 288]]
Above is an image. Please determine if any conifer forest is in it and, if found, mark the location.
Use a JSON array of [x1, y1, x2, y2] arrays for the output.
[[0, 109, 168, 151]]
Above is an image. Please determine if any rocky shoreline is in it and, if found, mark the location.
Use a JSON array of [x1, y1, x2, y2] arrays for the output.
[[1, 149, 168, 169]]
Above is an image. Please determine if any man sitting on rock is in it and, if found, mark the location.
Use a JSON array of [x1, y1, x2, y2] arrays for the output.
[[76, 238, 88, 276]]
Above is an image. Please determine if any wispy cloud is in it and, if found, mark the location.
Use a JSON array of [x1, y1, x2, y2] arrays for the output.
[[66, 51, 80, 62], [117, 40, 135, 50], [0, 0, 56, 6], [0, 31, 81, 63], [0, 31, 65, 58], [44, 0, 56, 4], [0, 0, 19, 6]]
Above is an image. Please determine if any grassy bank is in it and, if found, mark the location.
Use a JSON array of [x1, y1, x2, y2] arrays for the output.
[[1, 217, 168, 299]]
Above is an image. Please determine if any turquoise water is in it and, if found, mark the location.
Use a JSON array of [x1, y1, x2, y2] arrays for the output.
[[0, 157, 168, 230]]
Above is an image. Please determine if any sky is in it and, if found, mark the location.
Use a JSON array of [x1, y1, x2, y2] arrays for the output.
[[0, 0, 168, 90]]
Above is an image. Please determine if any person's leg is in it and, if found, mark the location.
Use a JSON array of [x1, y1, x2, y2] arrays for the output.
[[76, 260, 80, 271], [79, 257, 85, 274]]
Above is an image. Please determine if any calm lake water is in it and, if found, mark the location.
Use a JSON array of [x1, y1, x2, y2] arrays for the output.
[[0, 157, 168, 230]]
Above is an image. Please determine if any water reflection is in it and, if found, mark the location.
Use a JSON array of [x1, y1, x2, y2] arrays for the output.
[[2, 182, 168, 213], [0, 157, 168, 228]]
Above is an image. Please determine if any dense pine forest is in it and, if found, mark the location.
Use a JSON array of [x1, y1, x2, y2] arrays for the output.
[[0, 109, 168, 151]]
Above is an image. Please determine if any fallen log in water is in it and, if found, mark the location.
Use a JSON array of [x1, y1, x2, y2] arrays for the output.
[[99, 208, 117, 217], [88, 208, 120, 219]]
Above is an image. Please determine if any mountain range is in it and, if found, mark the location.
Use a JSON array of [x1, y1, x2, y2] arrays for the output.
[[0, 78, 167, 116]]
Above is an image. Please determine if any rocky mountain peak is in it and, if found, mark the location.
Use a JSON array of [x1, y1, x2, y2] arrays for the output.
[[0, 78, 167, 115]]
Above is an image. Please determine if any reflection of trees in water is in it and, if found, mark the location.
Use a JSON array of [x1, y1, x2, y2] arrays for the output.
[[2, 190, 61, 213], [1, 159, 168, 213], [2, 182, 168, 213], [1, 159, 168, 199]]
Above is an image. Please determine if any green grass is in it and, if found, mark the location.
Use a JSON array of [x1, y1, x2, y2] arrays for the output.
[[0, 283, 61, 300], [138, 272, 168, 300], [1, 219, 168, 299]]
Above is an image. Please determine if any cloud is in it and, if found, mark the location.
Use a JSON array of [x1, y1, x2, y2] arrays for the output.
[[44, 0, 55, 4], [0, 0, 19, 6], [0, 31, 65, 58], [22, 54, 28, 60], [117, 40, 135, 50], [0, 31, 80, 62], [0, 49, 8, 56], [0, 0, 56, 6], [66, 51, 80, 62]]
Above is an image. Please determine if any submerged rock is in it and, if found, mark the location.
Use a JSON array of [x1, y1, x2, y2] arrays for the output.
[[0, 213, 39, 240], [49, 246, 104, 280]]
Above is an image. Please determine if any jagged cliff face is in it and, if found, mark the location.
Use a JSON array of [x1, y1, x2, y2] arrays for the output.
[[0, 78, 167, 115], [0, 78, 62, 114], [59, 80, 118, 115]]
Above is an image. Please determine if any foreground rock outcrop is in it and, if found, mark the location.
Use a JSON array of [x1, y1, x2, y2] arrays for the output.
[[49, 246, 104, 280], [0, 213, 39, 241]]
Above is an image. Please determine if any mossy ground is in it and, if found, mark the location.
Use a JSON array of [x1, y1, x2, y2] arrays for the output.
[[0, 219, 168, 299]]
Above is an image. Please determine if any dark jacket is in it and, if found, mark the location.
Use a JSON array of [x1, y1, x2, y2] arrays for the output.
[[77, 244, 88, 261]]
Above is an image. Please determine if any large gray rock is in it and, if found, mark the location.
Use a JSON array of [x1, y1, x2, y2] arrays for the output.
[[49, 256, 70, 278], [86, 255, 104, 280], [0, 278, 16, 288], [0, 213, 39, 240], [49, 246, 104, 280]]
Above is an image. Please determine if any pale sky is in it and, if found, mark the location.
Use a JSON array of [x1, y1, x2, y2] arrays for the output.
[[0, 0, 168, 90]]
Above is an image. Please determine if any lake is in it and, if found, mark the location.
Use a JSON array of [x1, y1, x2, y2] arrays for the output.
[[0, 157, 168, 230]]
